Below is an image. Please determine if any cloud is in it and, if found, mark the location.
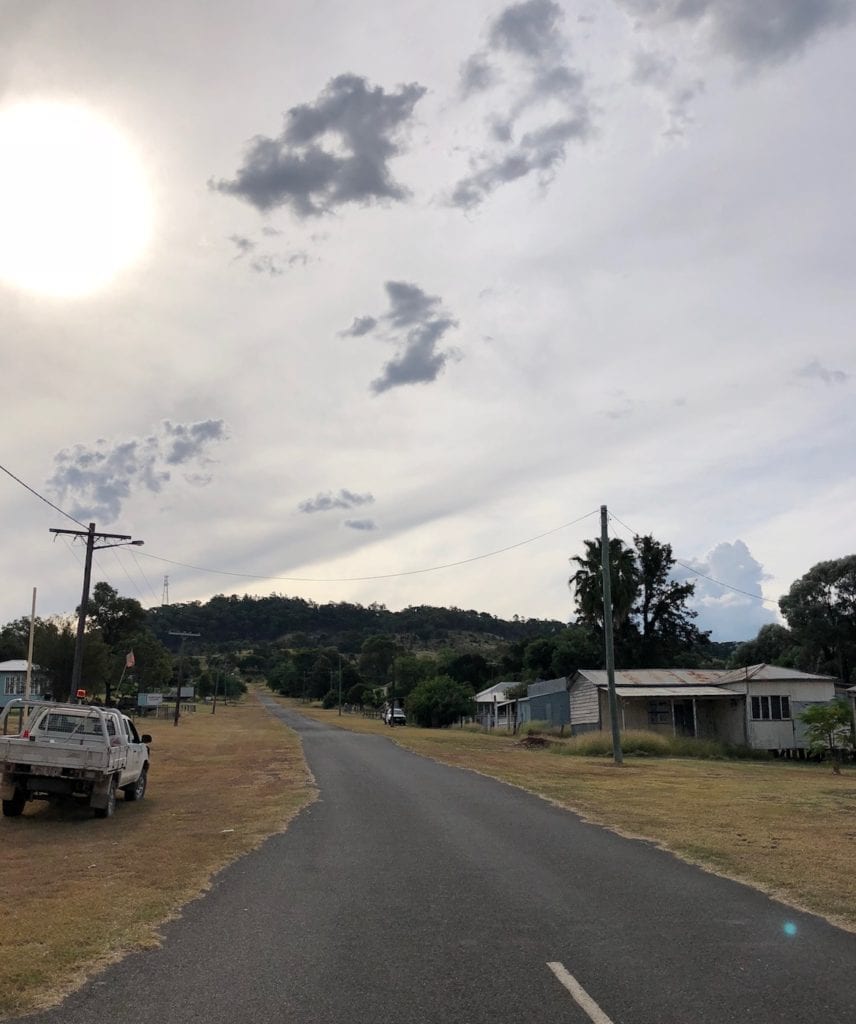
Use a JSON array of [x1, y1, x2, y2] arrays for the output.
[[249, 251, 308, 276], [162, 419, 228, 465], [452, 0, 594, 208], [489, 0, 566, 59], [460, 54, 497, 97], [797, 359, 849, 385], [675, 539, 778, 640], [210, 74, 426, 217], [340, 315, 378, 337], [343, 281, 459, 393], [298, 489, 375, 514], [451, 115, 592, 209], [629, 49, 705, 137], [344, 518, 378, 531], [615, 0, 853, 66], [47, 420, 228, 523], [228, 234, 256, 258]]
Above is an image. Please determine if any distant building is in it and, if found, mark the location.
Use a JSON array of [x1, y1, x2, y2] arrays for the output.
[[566, 665, 839, 753], [0, 660, 47, 708]]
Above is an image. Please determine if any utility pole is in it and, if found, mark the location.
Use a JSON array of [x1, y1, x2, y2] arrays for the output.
[[25, 587, 36, 707], [212, 663, 220, 715], [169, 631, 200, 726], [50, 523, 143, 700], [338, 654, 343, 716], [600, 505, 623, 766], [162, 575, 169, 606]]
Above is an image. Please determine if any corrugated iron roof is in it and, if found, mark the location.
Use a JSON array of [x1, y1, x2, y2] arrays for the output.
[[613, 685, 736, 698], [528, 677, 568, 697], [576, 669, 728, 687], [718, 663, 839, 684]]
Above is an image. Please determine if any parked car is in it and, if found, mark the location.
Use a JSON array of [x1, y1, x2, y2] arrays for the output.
[[383, 707, 406, 726], [0, 699, 152, 819]]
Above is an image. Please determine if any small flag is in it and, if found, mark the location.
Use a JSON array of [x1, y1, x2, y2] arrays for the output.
[[125, 651, 135, 669]]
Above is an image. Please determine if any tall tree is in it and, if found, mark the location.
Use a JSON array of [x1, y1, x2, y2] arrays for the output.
[[569, 538, 639, 633], [569, 534, 708, 667], [633, 535, 707, 666], [779, 556, 856, 685]]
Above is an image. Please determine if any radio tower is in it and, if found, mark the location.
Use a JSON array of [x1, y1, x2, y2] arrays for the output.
[[162, 575, 170, 606]]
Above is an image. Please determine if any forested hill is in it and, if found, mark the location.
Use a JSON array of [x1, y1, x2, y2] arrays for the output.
[[146, 593, 567, 652]]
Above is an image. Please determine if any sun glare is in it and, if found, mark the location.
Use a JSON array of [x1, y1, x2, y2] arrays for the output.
[[0, 100, 152, 298]]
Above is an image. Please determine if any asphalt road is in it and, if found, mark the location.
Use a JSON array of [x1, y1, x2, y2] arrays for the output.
[[16, 701, 856, 1024]]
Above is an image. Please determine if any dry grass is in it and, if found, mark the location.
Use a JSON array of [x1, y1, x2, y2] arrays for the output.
[[288, 700, 856, 931], [0, 689, 314, 1019]]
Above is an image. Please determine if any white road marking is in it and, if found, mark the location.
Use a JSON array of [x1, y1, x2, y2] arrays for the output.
[[547, 961, 615, 1024]]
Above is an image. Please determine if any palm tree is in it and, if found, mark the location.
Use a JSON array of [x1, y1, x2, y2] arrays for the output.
[[569, 538, 639, 631]]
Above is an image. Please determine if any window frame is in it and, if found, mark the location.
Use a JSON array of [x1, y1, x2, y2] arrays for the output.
[[750, 694, 791, 721]]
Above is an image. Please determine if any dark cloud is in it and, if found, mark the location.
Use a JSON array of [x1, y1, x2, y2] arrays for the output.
[[489, 0, 565, 59], [47, 420, 228, 523], [298, 489, 375, 514], [451, 114, 592, 209], [340, 315, 378, 337], [616, 0, 853, 66], [372, 318, 456, 394], [162, 420, 228, 465], [343, 281, 459, 394], [460, 54, 498, 96], [344, 518, 378, 531], [797, 359, 849, 385], [453, 0, 593, 208], [675, 539, 777, 640], [210, 74, 426, 217]]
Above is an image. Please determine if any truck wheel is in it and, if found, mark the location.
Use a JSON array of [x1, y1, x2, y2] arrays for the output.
[[2, 788, 26, 818], [93, 777, 117, 819], [123, 767, 147, 802]]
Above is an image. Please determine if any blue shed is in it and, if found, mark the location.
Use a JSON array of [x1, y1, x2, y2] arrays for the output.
[[526, 677, 570, 728]]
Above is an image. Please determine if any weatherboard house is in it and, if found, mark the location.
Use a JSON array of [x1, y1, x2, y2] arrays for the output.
[[521, 665, 838, 754], [0, 660, 47, 708]]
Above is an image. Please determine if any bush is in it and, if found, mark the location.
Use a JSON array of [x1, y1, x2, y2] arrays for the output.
[[321, 690, 338, 709], [407, 675, 475, 728], [557, 729, 769, 760]]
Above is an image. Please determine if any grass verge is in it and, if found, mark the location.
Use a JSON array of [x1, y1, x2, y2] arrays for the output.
[[0, 688, 314, 1019], [283, 698, 856, 931]]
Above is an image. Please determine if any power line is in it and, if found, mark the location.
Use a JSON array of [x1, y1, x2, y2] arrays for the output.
[[0, 461, 86, 528], [129, 548, 162, 605], [136, 508, 602, 585], [608, 510, 780, 607]]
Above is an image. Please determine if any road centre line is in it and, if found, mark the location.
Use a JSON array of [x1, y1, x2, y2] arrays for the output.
[[546, 962, 615, 1024]]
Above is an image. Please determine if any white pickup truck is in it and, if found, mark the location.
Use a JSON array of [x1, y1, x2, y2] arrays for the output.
[[0, 700, 152, 819]]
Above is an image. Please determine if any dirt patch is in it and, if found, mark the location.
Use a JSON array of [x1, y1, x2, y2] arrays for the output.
[[0, 688, 315, 1019]]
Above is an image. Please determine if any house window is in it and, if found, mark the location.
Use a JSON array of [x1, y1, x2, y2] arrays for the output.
[[648, 700, 671, 725], [750, 695, 791, 721]]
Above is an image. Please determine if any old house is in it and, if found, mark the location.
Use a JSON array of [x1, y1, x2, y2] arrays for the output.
[[566, 664, 839, 754]]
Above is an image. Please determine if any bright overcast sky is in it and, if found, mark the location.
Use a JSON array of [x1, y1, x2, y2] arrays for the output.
[[1, 0, 854, 641]]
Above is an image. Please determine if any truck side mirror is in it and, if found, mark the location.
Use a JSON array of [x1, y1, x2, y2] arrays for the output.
[[141, 734, 153, 744]]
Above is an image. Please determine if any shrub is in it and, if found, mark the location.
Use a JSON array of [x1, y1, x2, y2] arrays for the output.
[[557, 729, 769, 761], [407, 675, 476, 728], [321, 690, 338, 709]]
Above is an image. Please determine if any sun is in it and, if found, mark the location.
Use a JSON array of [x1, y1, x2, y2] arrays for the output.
[[0, 100, 153, 298]]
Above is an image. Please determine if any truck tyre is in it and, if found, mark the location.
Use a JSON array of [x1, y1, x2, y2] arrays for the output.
[[2, 788, 26, 818], [93, 777, 117, 819], [123, 767, 147, 802]]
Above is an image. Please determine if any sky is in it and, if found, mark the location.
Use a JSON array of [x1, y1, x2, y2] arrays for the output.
[[1, 0, 854, 642]]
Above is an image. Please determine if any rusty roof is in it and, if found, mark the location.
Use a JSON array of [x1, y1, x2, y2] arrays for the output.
[[575, 669, 728, 687]]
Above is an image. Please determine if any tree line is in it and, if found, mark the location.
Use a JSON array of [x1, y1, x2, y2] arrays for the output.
[[2, 540, 854, 719]]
